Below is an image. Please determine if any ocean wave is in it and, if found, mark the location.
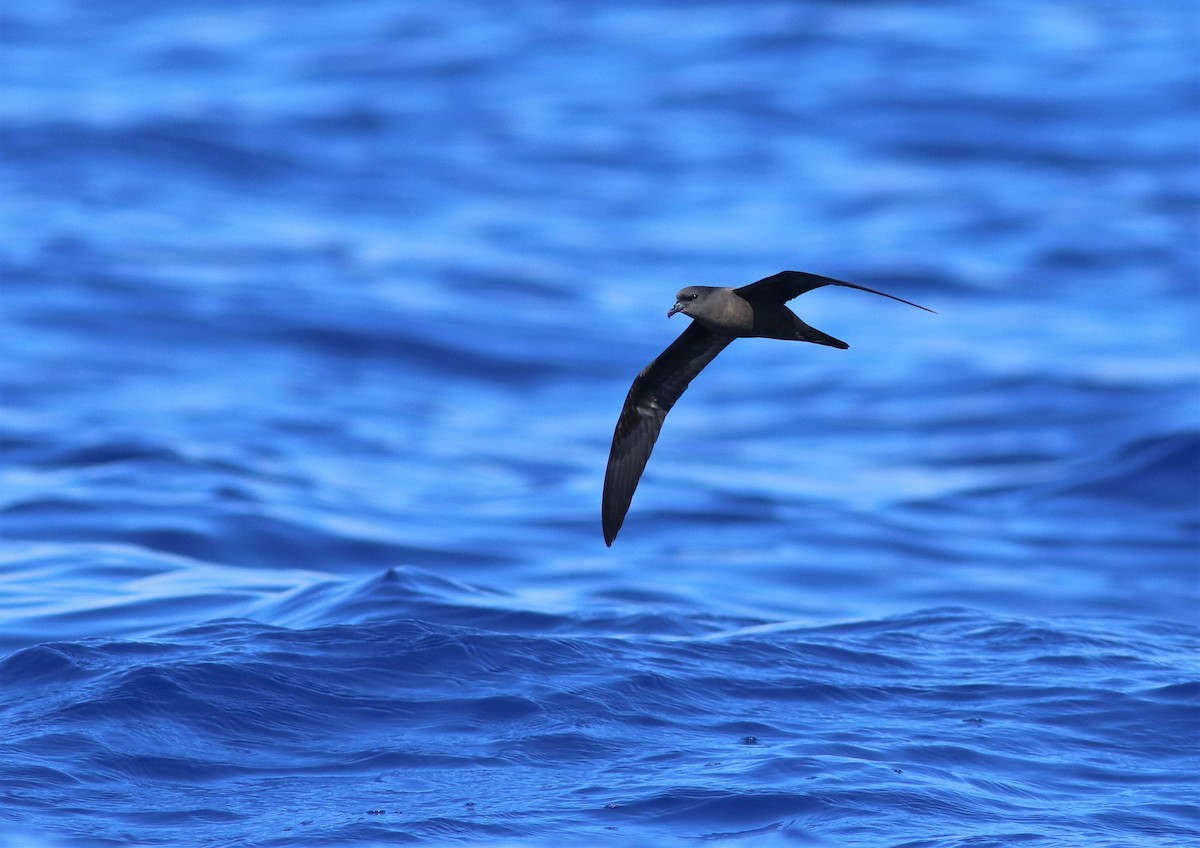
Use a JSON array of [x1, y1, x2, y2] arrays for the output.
[[1, 600, 1196, 846]]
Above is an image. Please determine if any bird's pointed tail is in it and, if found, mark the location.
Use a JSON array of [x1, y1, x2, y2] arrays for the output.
[[792, 317, 849, 349]]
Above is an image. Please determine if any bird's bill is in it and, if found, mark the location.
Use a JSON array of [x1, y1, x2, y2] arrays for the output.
[[667, 303, 684, 317]]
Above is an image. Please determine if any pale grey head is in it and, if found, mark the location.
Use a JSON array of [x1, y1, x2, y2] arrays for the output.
[[667, 286, 720, 319]]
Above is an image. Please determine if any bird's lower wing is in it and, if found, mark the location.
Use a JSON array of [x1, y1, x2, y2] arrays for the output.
[[602, 322, 733, 545], [736, 270, 934, 313]]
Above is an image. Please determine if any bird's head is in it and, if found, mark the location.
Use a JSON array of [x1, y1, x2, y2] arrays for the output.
[[668, 286, 716, 318]]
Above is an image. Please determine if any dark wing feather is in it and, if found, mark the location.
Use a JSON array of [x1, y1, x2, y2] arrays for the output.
[[602, 322, 734, 545], [736, 270, 935, 313]]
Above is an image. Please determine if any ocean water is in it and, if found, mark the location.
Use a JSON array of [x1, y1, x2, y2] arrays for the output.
[[1, 1, 1198, 846]]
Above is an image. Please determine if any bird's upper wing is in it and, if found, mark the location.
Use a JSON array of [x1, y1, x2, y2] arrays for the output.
[[735, 270, 935, 312], [602, 322, 734, 545]]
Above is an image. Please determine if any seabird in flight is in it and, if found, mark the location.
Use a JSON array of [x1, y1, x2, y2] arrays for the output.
[[601, 270, 934, 546]]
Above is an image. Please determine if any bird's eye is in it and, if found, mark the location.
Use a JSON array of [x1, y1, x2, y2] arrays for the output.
[[688, 293, 698, 300]]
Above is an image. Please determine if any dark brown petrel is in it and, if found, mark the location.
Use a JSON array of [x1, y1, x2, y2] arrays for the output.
[[602, 270, 934, 546]]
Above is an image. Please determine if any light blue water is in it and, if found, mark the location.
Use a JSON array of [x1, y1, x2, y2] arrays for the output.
[[1, 1, 1197, 845]]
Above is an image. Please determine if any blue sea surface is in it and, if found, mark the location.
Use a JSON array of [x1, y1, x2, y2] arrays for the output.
[[1, 1, 1198, 845]]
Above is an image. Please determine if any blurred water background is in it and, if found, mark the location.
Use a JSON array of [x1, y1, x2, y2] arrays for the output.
[[1, 1, 1198, 845]]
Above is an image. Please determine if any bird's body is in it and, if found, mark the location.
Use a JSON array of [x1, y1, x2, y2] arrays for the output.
[[602, 270, 933, 546], [672, 284, 852, 347]]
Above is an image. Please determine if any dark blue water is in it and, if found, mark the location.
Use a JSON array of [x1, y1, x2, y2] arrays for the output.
[[2, 1, 1198, 845]]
